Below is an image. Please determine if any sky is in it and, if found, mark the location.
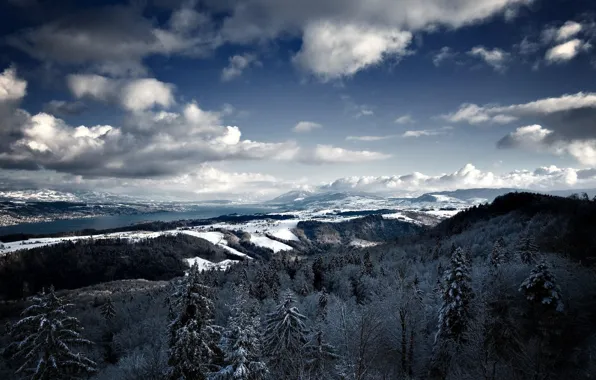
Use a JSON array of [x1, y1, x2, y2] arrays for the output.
[[0, 0, 596, 201]]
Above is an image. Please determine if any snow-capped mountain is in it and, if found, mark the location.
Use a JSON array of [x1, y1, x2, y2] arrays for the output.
[[0, 189, 82, 202]]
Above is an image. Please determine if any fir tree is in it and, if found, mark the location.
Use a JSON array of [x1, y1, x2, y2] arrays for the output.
[[519, 260, 564, 314], [8, 286, 97, 379], [263, 290, 309, 379], [168, 263, 221, 380], [436, 247, 474, 344], [100, 296, 117, 321], [517, 229, 539, 264], [489, 237, 507, 272], [213, 285, 267, 380]]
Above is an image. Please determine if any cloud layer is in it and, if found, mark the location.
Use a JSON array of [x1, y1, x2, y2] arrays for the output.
[[445, 92, 596, 164]]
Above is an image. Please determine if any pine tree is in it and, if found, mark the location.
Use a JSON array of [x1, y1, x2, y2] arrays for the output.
[[519, 260, 564, 314], [100, 296, 117, 321], [8, 286, 97, 379], [263, 290, 309, 379], [489, 237, 507, 271], [213, 286, 267, 380], [517, 229, 539, 264], [168, 263, 221, 380], [436, 247, 474, 344]]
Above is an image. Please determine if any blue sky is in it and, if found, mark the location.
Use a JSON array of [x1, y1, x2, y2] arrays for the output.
[[0, 0, 596, 200]]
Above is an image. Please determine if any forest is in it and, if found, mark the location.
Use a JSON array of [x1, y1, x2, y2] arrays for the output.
[[1, 191, 596, 379]]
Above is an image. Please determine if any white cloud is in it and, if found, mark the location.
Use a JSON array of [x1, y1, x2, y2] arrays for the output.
[[498, 124, 596, 166], [67, 74, 175, 112], [293, 121, 322, 133], [432, 46, 458, 66], [320, 163, 596, 194], [293, 21, 412, 80], [221, 53, 259, 81], [468, 46, 509, 71], [556, 21, 583, 42], [395, 114, 415, 124], [346, 135, 398, 141], [0, 67, 27, 101], [545, 39, 590, 63], [304, 144, 391, 164], [443, 92, 596, 124], [216, 0, 529, 45], [402, 127, 451, 138], [442, 103, 516, 124]]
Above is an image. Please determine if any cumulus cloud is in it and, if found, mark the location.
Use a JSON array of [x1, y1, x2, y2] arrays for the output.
[[468, 46, 510, 72], [395, 114, 415, 124], [319, 163, 596, 194], [293, 121, 322, 133], [293, 21, 412, 80], [0, 67, 27, 101], [444, 92, 596, 164], [497, 124, 596, 165], [302, 145, 391, 164], [0, 68, 302, 178], [67, 74, 175, 112], [7, 0, 532, 79], [221, 53, 260, 81], [213, 0, 529, 44], [544, 39, 590, 63]]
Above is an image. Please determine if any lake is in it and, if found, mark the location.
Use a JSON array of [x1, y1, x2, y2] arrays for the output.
[[0, 206, 276, 236]]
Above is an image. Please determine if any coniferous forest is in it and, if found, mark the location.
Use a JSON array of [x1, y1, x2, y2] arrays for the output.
[[2, 192, 596, 379]]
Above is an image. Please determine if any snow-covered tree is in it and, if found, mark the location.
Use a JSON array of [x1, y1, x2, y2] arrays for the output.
[[168, 263, 221, 380], [519, 260, 564, 314], [517, 229, 539, 264], [489, 238, 507, 272], [8, 286, 97, 379], [100, 296, 117, 321], [263, 290, 309, 379], [213, 285, 267, 380], [436, 247, 474, 343]]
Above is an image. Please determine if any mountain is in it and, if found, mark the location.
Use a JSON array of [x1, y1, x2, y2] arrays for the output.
[[267, 189, 316, 204], [0, 189, 82, 202]]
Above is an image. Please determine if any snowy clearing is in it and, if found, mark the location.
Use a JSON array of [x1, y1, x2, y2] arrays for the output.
[[185, 257, 237, 272], [249, 235, 293, 253]]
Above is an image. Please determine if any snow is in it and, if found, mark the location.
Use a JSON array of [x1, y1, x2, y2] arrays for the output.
[[249, 235, 293, 253], [349, 239, 379, 247], [186, 257, 236, 272], [221, 245, 250, 258], [382, 212, 417, 223], [177, 230, 225, 245]]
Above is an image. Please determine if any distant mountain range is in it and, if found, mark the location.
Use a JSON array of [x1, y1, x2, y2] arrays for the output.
[[2, 187, 596, 207]]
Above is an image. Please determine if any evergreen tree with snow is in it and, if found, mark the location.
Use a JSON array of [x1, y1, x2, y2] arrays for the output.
[[100, 296, 117, 321], [489, 237, 507, 272], [517, 229, 539, 264], [436, 247, 474, 344], [263, 290, 309, 379], [168, 263, 221, 380], [8, 286, 97, 379], [213, 285, 267, 380], [519, 260, 564, 315]]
